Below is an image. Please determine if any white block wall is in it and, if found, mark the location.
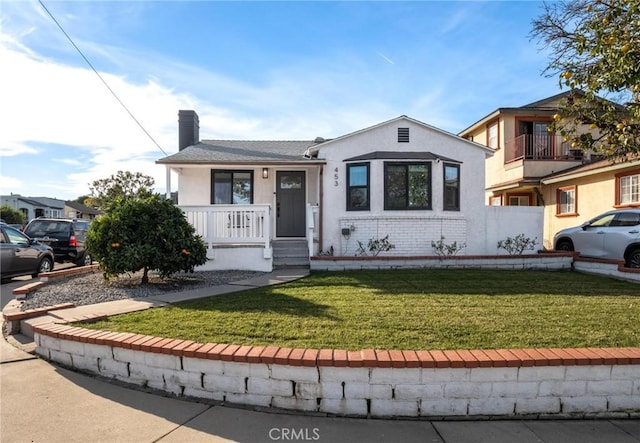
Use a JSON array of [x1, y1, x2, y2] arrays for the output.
[[311, 255, 573, 272], [34, 333, 640, 419]]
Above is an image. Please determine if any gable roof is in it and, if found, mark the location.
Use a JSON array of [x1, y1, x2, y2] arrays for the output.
[[307, 115, 493, 157], [157, 140, 325, 165], [459, 89, 626, 137], [16, 196, 48, 207], [65, 201, 102, 216]]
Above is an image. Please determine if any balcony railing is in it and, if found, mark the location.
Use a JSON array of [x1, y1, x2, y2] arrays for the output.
[[180, 204, 271, 257], [504, 134, 580, 163]]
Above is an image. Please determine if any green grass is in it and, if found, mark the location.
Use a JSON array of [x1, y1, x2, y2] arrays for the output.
[[84, 270, 640, 350]]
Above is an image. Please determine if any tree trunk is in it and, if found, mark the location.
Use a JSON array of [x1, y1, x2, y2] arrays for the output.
[[142, 267, 149, 284]]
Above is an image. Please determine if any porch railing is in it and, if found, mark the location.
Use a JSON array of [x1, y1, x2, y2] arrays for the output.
[[504, 134, 578, 163], [180, 205, 271, 254]]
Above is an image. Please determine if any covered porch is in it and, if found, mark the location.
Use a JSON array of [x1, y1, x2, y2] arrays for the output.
[[161, 162, 323, 272], [179, 203, 319, 271]]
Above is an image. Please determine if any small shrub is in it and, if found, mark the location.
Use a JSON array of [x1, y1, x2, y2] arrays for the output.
[[356, 235, 395, 256], [431, 236, 466, 256], [317, 246, 334, 256], [0, 205, 25, 225], [497, 234, 538, 255]]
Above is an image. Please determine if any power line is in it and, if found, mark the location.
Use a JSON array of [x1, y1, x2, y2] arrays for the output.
[[38, 0, 169, 156]]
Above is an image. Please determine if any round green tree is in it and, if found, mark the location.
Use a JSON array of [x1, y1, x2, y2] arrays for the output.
[[87, 195, 207, 284]]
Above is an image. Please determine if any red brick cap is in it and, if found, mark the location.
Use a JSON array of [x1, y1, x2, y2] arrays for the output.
[[30, 322, 640, 368]]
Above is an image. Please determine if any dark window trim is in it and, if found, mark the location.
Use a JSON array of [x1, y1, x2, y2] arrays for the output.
[[443, 163, 460, 211], [346, 162, 370, 211], [210, 169, 254, 204], [383, 161, 432, 211]]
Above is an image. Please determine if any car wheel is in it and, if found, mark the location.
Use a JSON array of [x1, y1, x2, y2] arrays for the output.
[[626, 249, 640, 269], [76, 252, 92, 267], [555, 239, 574, 252], [34, 257, 53, 277]]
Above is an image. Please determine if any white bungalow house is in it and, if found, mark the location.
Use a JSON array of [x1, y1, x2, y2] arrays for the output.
[[157, 111, 541, 271]]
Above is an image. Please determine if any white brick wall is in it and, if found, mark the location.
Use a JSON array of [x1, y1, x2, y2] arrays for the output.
[[339, 217, 467, 257], [35, 336, 640, 419], [311, 255, 573, 271]]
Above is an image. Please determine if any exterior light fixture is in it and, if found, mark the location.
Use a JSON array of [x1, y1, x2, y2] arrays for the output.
[[262, 167, 269, 179]]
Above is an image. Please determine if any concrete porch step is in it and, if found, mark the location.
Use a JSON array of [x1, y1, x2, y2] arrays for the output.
[[272, 239, 310, 269]]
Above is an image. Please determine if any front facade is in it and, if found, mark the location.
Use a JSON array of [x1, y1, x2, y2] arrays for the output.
[[540, 159, 640, 249], [158, 111, 516, 271], [458, 90, 596, 207]]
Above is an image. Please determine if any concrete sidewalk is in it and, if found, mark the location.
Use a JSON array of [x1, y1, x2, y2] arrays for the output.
[[2, 269, 640, 442]]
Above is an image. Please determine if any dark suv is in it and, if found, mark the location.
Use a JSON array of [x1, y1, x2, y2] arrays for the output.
[[23, 218, 92, 267]]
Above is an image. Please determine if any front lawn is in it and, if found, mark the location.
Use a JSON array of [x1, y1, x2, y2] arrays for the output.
[[84, 269, 640, 350]]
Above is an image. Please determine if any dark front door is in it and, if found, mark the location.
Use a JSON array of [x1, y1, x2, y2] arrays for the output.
[[276, 171, 306, 237]]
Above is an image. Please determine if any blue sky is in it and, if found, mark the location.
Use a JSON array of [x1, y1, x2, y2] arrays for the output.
[[1, 0, 562, 201]]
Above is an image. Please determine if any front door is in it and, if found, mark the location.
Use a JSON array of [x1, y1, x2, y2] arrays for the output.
[[276, 171, 306, 237]]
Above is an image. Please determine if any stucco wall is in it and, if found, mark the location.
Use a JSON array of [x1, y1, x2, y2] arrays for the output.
[[176, 166, 320, 241], [542, 172, 618, 250], [484, 206, 544, 254]]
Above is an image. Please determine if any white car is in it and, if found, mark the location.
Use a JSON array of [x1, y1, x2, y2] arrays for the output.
[[553, 209, 640, 268]]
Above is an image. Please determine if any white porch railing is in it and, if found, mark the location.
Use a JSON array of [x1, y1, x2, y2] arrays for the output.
[[180, 205, 271, 255]]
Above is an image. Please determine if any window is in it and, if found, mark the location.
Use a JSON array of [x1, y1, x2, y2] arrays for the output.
[[612, 212, 640, 227], [490, 196, 502, 206], [487, 121, 499, 149], [384, 162, 431, 210], [443, 163, 460, 211], [617, 172, 640, 206], [507, 194, 531, 206], [211, 170, 253, 204], [346, 163, 370, 211], [556, 186, 577, 216]]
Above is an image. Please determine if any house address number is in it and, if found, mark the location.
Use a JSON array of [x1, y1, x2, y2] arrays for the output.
[[334, 167, 339, 187]]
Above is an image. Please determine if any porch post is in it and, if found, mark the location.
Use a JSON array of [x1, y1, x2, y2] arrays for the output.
[[165, 168, 172, 200]]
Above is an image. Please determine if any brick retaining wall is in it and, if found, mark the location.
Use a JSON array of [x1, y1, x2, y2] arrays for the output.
[[32, 322, 640, 419]]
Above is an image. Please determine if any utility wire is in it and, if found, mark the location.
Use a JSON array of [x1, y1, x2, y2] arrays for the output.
[[38, 0, 169, 156]]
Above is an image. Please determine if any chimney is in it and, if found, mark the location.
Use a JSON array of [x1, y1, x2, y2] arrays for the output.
[[178, 110, 199, 151]]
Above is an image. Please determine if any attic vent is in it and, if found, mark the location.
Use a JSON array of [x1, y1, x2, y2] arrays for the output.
[[398, 127, 410, 143]]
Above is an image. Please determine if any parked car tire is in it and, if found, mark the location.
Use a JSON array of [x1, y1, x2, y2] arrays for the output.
[[76, 252, 92, 267], [555, 239, 574, 252], [626, 248, 640, 269], [34, 257, 53, 277]]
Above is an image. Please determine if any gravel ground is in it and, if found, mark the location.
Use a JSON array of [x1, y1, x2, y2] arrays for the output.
[[19, 269, 265, 311]]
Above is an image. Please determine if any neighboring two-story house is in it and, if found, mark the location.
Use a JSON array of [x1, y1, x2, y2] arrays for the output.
[[458, 90, 590, 208], [459, 89, 638, 249]]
